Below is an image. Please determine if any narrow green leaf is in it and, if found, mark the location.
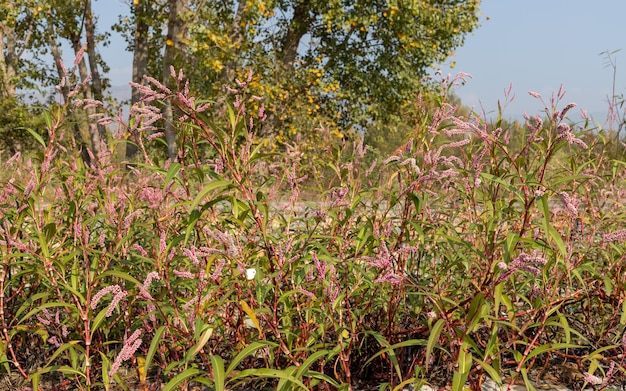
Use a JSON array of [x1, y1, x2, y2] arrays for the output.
[[392, 378, 416, 391], [225, 341, 276, 376], [162, 368, 203, 391], [276, 365, 298, 391], [521, 368, 537, 391], [458, 342, 472, 374], [230, 367, 308, 390], [451, 368, 470, 391], [144, 326, 167, 381], [189, 180, 231, 211], [97, 270, 141, 286], [209, 355, 225, 391], [294, 350, 334, 379], [426, 318, 445, 370], [525, 343, 581, 363], [99, 351, 111, 390], [473, 357, 502, 386], [90, 308, 110, 337], [557, 312, 571, 344], [25, 127, 46, 148], [165, 162, 181, 183], [13, 292, 49, 321]]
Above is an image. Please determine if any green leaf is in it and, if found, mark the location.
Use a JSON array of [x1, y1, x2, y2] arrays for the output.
[[364, 331, 427, 382], [209, 355, 225, 391], [144, 326, 167, 381], [225, 341, 276, 376], [230, 367, 308, 390], [189, 180, 231, 211], [99, 351, 111, 389], [13, 292, 49, 321], [524, 343, 581, 363], [162, 368, 203, 391], [90, 307, 110, 337], [473, 357, 502, 386], [458, 342, 472, 374], [25, 127, 46, 148], [165, 162, 181, 183], [294, 349, 336, 380], [537, 195, 566, 256], [521, 367, 537, 391], [426, 318, 445, 370], [97, 270, 141, 286], [451, 367, 470, 391]]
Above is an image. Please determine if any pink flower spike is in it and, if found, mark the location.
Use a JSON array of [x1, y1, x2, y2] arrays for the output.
[[74, 44, 87, 66], [528, 91, 541, 98]]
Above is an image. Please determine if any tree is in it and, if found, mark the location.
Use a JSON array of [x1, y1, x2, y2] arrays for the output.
[[275, 0, 480, 125], [182, 0, 481, 149], [4, 0, 480, 162], [0, 0, 54, 98], [43, 0, 111, 157], [0, 0, 112, 158], [162, 0, 189, 160]]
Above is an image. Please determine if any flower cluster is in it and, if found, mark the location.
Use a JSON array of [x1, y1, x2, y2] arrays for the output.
[[92, 285, 128, 317], [603, 229, 626, 242], [497, 251, 548, 284], [109, 329, 143, 378]]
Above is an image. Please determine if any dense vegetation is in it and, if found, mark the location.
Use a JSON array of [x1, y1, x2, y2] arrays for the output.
[[1, 61, 626, 391], [1, 0, 480, 161], [4, 2, 626, 391]]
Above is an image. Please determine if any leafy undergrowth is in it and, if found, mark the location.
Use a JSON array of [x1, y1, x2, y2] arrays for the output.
[[2, 68, 626, 391]]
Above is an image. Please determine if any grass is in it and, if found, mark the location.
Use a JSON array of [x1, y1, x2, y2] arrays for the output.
[[1, 69, 626, 391]]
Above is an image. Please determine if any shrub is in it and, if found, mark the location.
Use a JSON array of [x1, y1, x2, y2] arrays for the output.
[[1, 69, 626, 391]]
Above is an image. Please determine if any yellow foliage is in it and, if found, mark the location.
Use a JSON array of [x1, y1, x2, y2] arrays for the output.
[[331, 128, 344, 138]]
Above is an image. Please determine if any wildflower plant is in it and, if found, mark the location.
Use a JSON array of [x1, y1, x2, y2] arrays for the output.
[[2, 58, 626, 391]]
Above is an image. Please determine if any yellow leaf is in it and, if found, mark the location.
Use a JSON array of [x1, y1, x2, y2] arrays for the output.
[[240, 300, 262, 334], [136, 356, 146, 382]]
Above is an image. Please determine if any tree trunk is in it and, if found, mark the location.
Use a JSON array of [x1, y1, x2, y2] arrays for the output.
[[0, 0, 20, 99], [46, 24, 91, 164], [46, 25, 69, 102], [83, 0, 107, 153], [125, 0, 150, 162], [281, 0, 314, 69], [162, 0, 189, 161], [69, 33, 104, 156], [219, 0, 246, 85], [84, 0, 104, 102]]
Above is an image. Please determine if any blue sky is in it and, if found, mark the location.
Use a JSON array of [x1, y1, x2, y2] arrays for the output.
[[94, 0, 626, 124], [437, 0, 626, 123]]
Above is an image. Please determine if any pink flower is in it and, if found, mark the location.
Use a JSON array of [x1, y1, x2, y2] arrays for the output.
[[583, 372, 602, 385], [109, 329, 143, 378], [559, 192, 579, 217], [91, 285, 128, 317], [604, 229, 626, 242], [173, 269, 195, 279], [374, 270, 404, 285]]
